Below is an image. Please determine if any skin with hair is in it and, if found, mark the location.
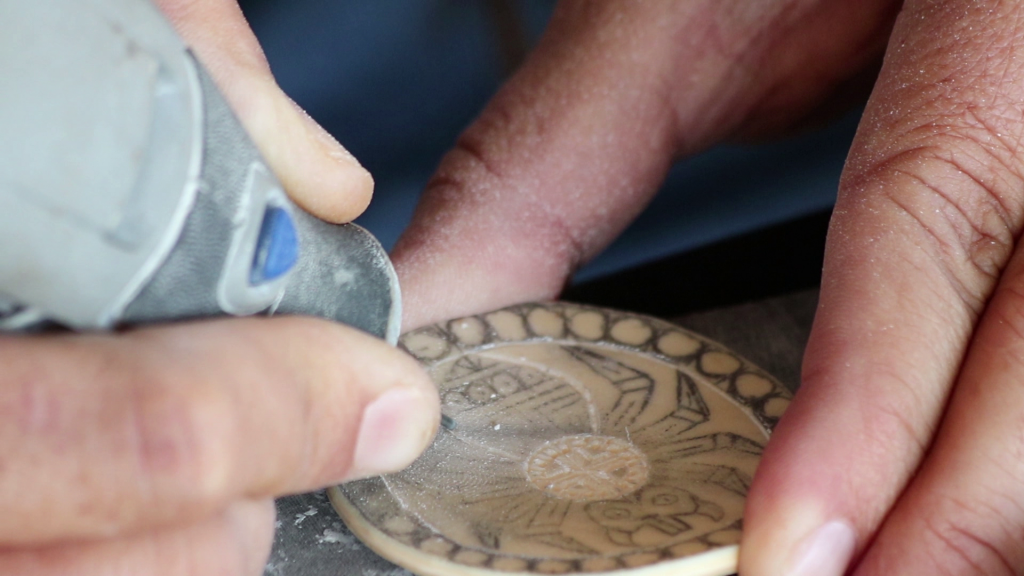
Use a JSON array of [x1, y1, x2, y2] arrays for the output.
[[9, 1, 1024, 575]]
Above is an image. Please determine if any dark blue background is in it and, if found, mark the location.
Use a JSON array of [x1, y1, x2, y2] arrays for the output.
[[239, 0, 856, 282]]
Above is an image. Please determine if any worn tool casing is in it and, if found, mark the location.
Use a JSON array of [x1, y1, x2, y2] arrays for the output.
[[0, 0, 400, 342]]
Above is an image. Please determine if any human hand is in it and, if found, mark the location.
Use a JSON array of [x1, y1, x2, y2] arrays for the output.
[[0, 320, 438, 575], [394, 1, 1024, 574], [744, 1, 1024, 574], [0, 2, 439, 575]]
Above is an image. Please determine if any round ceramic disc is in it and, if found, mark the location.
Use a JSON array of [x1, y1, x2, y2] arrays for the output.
[[330, 302, 791, 576]]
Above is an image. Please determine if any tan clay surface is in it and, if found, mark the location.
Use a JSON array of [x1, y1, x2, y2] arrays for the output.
[[330, 302, 791, 575]]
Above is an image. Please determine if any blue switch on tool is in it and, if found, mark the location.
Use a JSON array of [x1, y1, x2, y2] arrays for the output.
[[250, 206, 299, 285]]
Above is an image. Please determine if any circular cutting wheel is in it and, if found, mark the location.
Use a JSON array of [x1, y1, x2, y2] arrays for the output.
[[330, 302, 791, 576]]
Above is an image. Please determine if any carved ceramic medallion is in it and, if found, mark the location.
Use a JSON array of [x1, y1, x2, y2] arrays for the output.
[[330, 302, 791, 576]]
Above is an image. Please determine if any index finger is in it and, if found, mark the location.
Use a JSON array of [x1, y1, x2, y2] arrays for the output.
[[155, 0, 374, 223], [0, 316, 438, 544]]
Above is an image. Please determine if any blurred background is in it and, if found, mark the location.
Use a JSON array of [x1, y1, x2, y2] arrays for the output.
[[238, 0, 860, 315]]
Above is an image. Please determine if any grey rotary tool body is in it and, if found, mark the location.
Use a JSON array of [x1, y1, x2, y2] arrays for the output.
[[0, 0, 401, 342]]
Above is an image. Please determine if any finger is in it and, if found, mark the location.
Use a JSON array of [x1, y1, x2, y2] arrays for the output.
[[0, 499, 275, 576], [850, 240, 1024, 573], [155, 0, 373, 222], [391, 1, 682, 329], [740, 1, 1024, 575], [392, 0, 899, 329], [0, 317, 438, 544]]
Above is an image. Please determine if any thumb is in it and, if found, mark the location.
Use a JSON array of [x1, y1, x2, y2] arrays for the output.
[[155, 0, 373, 223]]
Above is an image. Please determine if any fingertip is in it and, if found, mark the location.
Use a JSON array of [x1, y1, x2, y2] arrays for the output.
[[741, 497, 855, 576], [741, 493, 814, 576], [286, 158, 374, 224], [786, 520, 857, 576], [739, 392, 865, 576], [272, 317, 440, 484], [281, 97, 375, 223], [157, 0, 374, 224], [244, 81, 375, 224], [343, 338, 440, 480], [348, 385, 440, 480]]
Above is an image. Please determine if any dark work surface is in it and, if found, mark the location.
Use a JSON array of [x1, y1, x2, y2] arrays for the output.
[[563, 209, 831, 319], [680, 290, 816, 394], [265, 290, 818, 575]]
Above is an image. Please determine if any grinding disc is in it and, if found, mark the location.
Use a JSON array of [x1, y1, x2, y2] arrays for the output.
[[330, 302, 791, 576]]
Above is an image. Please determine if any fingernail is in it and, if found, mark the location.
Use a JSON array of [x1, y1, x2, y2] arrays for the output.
[[349, 388, 438, 479], [787, 520, 857, 576]]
